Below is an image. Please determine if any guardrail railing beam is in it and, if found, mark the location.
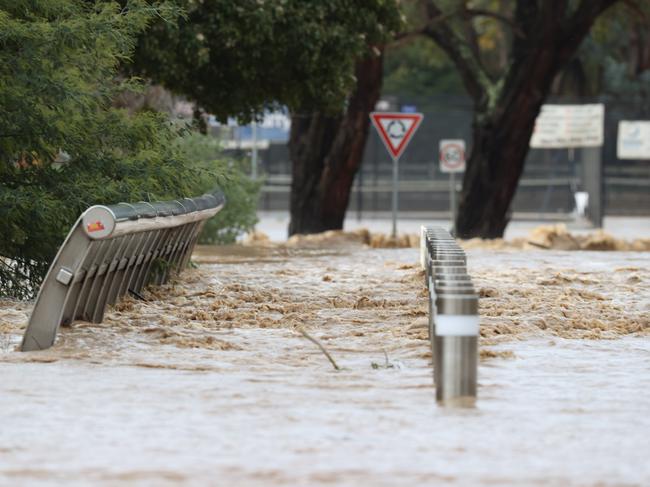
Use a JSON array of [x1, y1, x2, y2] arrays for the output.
[[20, 189, 225, 352]]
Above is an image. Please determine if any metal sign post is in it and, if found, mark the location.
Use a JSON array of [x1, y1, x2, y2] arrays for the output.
[[391, 156, 399, 237], [450, 172, 457, 233], [370, 112, 423, 238], [439, 139, 466, 235], [251, 120, 258, 179], [530, 103, 605, 228]]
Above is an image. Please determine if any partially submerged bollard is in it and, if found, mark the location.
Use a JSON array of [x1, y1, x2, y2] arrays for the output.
[[421, 226, 479, 406], [434, 294, 479, 405]]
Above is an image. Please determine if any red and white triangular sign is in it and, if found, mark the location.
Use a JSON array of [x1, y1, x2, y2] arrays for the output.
[[370, 112, 423, 160]]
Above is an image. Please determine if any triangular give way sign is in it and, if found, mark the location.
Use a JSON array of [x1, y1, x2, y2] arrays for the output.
[[370, 112, 424, 160]]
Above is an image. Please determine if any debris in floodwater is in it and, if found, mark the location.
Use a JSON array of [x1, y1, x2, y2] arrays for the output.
[[243, 230, 272, 246], [371, 350, 400, 369], [369, 233, 419, 248], [480, 349, 516, 360], [297, 328, 340, 370], [286, 229, 372, 247], [0, 243, 648, 365], [463, 224, 650, 251], [473, 261, 649, 341], [244, 225, 650, 251]]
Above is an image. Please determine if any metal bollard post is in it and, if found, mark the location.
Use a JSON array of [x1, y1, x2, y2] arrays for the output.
[[434, 274, 472, 284], [431, 246, 464, 253], [429, 281, 474, 344], [434, 294, 479, 406], [431, 246, 463, 256], [435, 287, 475, 298], [432, 265, 468, 276], [420, 225, 479, 407], [427, 259, 469, 354], [428, 275, 435, 346], [432, 253, 467, 264], [420, 225, 428, 270], [431, 261, 468, 270], [434, 278, 475, 291]]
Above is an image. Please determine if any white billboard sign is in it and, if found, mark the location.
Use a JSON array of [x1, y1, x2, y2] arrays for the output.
[[617, 121, 650, 160], [530, 104, 604, 148]]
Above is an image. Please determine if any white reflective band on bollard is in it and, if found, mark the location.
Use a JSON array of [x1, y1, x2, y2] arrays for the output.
[[435, 315, 480, 336]]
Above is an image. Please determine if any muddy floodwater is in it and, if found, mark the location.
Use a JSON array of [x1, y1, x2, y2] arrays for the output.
[[1, 243, 649, 486]]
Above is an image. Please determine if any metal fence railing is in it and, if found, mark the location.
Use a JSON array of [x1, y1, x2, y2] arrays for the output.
[[20, 190, 225, 352]]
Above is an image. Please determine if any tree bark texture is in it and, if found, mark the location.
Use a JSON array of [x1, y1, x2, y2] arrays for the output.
[[457, 43, 569, 237], [424, 0, 620, 238], [288, 53, 383, 236]]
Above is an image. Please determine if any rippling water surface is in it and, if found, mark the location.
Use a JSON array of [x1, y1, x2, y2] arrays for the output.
[[0, 244, 648, 486]]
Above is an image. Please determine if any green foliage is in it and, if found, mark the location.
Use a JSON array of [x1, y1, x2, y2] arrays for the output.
[[131, 0, 403, 120], [176, 133, 260, 244], [383, 38, 464, 100], [0, 1, 253, 299], [575, 3, 650, 100], [0, 0, 174, 162]]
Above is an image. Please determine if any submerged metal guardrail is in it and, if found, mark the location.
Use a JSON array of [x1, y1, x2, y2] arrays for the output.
[[20, 190, 225, 352], [420, 226, 479, 406]]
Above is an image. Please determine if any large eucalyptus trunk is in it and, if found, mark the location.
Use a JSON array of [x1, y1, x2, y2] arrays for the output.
[[423, 0, 620, 238], [450, 0, 616, 238], [288, 53, 383, 236], [456, 88, 550, 238]]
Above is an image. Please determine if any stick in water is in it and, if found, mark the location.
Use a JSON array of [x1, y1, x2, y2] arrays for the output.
[[298, 328, 340, 371]]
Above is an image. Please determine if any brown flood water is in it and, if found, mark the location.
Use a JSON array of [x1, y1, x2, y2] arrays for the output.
[[0, 242, 649, 486]]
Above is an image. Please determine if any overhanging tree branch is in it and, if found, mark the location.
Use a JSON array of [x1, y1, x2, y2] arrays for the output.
[[513, 0, 538, 59], [460, 2, 482, 65], [563, 0, 621, 50], [542, 0, 569, 21], [393, 8, 458, 43], [399, 3, 525, 41], [515, 0, 539, 31], [465, 8, 525, 38], [421, 0, 495, 103], [620, 0, 648, 20], [571, 0, 622, 22]]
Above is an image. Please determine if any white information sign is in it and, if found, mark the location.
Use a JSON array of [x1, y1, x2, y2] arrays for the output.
[[439, 139, 466, 173], [530, 104, 604, 148], [617, 121, 650, 160]]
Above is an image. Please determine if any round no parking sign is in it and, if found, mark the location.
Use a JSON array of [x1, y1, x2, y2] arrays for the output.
[[439, 139, 466, 173]]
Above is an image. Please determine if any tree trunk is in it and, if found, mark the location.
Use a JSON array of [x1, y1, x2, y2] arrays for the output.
[[427, 0, 620, 239], [288, 52, 383, 236], [455, 105, 543, 238], [455, 25, 610, 237]]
